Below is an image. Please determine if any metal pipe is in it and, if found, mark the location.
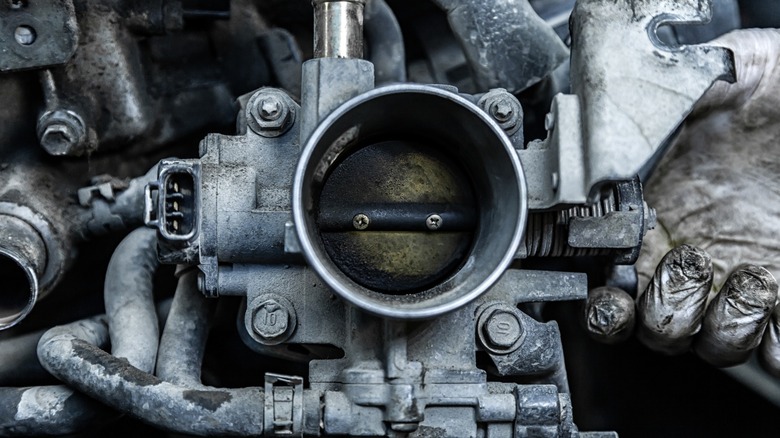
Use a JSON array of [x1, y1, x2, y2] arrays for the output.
[[156, 269, 214, 387], [0, 216, 47, 330], [313, 0, 366, 59], [104, 227, 160, 373]]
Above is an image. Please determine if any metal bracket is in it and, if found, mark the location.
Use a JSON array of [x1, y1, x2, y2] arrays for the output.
[[0, 0, 79, 71], [521, 0, 735, 209]]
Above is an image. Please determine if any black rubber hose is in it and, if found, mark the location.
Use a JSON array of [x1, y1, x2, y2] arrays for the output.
[[156, 269, 214, 387], [0, 329, 50, 386], [0, 317, 113, 436], [0, 298, 172, 387], [431, 0, 569, 92], [364, 0, 406, 84], [38, 325, 265, 436], [104, 227, 160, 373]]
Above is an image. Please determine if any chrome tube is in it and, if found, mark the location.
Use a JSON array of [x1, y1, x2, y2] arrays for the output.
[[313, 0, 365, 58]]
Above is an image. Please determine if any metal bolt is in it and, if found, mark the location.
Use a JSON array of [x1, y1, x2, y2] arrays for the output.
[[478, 89, 522, 136], [247, 90, 294, 137], [252, 299, 290, 340], [483, 310, 523, 349], [353, 213, 370, 230], [38, 110, 87, 156], [490, 99, 514, 123], [425, 214, 442, 231], [259, 98, 282, 121], [14, 25, 35, 46], [41, 124, 76, 153]]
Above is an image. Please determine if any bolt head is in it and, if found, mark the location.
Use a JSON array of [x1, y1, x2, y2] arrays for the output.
[[41, 124, 78, 155], [247, 91, 294, 136], [491, 100, 514, 123], [252, 299, 289, 339], [259, 98, 282, 121], [38, 110, 87, 156], [483, 310, 523, 349], [425, 214, 442, 231]]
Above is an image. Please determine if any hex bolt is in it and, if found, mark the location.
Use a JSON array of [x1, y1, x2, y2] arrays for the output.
[[14, 25, 35, 46], [425, 214, 442, 231], [252, 299, 290, 341], [490, 99, 514, 123], [247, 90, 295, 137], [478, 89, 522, 136], [37, 110, 87, 156], [483, 310, 523, 349], [353, 213, 370, 230]]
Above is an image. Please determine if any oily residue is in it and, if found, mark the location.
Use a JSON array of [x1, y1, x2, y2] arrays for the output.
[[72, 340, 160, 386], [182, 390, 232, 412]]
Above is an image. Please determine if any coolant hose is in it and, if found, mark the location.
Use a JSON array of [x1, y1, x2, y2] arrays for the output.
[[365, 0, 406, 84], [156, 269, 213, 387]]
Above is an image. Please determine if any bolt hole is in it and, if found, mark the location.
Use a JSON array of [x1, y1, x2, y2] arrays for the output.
[[14, 25, 36, 46]]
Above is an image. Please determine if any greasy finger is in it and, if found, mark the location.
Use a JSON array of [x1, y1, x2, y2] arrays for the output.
[[758, 304, 780, 378], [636, 245, 712, 355], [694, 265, 778, 368], [583, 287, 635, 344]]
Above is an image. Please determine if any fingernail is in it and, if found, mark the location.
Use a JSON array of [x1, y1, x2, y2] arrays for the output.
[[695, 265, 778, 367], [637, 245, 713, 355], [584, 287, 635, 344]]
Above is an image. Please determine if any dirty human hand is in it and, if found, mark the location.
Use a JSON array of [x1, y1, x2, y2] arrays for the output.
[[583, 29, 780, 374]]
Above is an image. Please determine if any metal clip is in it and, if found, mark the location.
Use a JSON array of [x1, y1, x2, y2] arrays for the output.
[[264, 373, 304, 436]]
